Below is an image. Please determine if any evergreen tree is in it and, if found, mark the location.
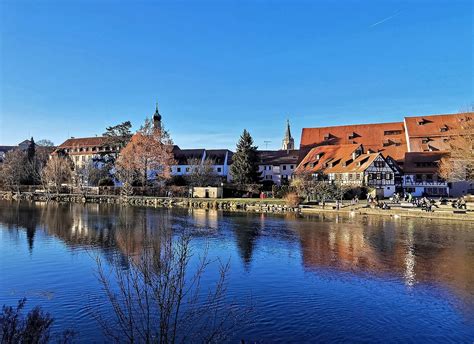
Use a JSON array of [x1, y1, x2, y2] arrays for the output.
[[230, 129, 260, 184], [27, 137, 36, 161]]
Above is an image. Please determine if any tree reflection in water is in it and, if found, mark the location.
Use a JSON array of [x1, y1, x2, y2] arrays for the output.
[[0, 201, 473, 310]]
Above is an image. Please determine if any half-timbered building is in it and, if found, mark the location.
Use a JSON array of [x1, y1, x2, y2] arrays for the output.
[[296, 144, 398, 197]]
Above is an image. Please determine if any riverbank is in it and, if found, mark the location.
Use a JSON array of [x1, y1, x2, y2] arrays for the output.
[[1, 191, 473, 222]]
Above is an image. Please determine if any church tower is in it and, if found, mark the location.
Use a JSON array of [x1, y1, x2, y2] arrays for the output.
[[153, 102, 162, 129], [281, 120, 295, 150]]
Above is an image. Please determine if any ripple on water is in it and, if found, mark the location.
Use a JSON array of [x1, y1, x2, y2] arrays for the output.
[[0, 202, 473, 343]]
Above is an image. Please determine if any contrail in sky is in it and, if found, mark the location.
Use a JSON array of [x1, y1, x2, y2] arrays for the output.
[[369, 10, 402, 28]]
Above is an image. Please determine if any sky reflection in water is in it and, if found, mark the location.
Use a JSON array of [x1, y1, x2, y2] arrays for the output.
[[0, 201, 473, 343]]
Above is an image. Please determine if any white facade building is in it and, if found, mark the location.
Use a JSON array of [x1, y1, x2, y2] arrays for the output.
[[171, 147, 233, 182], [258, 150, 300, 185]]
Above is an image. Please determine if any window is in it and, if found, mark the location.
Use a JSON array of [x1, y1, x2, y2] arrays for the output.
[[376, 173, 381, 180], [290, 165, 294, 169], [177, 167, 181, 173], [348, 173, 353, 180], [82, 156, 85, 162], [186, 167, 190, 172], [385, 173, 391, 180], [282, 165, 287, 170], [217, 167, 222, 172], [384, 130, 402, 135], [356, 173, 360, 180], [368, 173, 372, 180]]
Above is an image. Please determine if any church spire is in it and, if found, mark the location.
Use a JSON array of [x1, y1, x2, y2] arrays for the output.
[[281, 119, 295, 151], [153, 101, 162, 129]]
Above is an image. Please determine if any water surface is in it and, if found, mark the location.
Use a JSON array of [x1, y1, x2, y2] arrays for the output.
[[1, 201, 473, 342]]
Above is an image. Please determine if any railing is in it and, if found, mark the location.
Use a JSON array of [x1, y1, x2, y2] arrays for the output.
[[403, 180, 447, 186]]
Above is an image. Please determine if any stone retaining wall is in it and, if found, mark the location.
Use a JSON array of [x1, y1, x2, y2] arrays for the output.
[[0, 191, 298, 214], [1, 191, 472, 221]]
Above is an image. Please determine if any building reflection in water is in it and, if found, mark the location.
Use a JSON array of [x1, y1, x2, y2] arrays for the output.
[[0, 201, 473, 303], [288, 213, 474, 303]]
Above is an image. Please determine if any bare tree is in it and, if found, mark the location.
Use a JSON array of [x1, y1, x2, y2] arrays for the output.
[[290, 172, 317, 200], [115, 119, 176, 187], [95, 228, 243, 344], [0, 150, 27, 192], [36, 139, 55, 147], [439, 109, 474, 181], [42, 155, 73, 195], [186, 158, 220, 187]]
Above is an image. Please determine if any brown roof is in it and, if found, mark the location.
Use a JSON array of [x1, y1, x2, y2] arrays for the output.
[[404, 112, 473, 152], [58, 137, 108, 148], [172, 146, 205, 165], [403, 152, 448, 174], [300, 122, 407, 161], [257, 150, 300, 165], [205, 149, 233, 165]]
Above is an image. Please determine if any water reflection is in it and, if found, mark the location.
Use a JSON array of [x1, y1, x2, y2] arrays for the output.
[[0, 201, 473, 306], [288, 214, 474, 303]]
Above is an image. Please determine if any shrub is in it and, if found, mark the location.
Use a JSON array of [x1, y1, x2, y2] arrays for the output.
[[272, 185, 290, 198], [284, 192, 301, 207], [0, 298, 75, 343], [98, 177, 114, 186]]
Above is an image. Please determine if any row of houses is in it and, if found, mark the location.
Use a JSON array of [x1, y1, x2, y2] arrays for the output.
[[3, 105, 471, 198], [53, 108, 473, 197]]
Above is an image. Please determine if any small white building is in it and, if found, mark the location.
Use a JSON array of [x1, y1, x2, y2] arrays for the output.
[[171, 147, 233, 182]]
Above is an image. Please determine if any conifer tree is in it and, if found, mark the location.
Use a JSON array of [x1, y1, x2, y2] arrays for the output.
[[27, 137, 36, 161], [230, 129, 260, 184]]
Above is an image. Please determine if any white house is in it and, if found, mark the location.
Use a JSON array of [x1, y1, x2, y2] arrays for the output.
[[402, 152, 450, 197], [171, 146, 233, 182], [257, 149, 300, 185]]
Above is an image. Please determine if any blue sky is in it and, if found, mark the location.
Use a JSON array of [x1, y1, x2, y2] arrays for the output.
[[0, 0, 472, 149]]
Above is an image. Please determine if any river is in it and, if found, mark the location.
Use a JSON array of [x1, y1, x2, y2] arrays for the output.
[[0, 200, 473, 343]]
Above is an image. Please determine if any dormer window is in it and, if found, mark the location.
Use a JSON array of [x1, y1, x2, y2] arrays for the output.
[[347, 132, 359, 140], [384, 130, 402, 135], [421, 137, 431, 144], [418, 118, 427, 125], [315, 153, 323, 160], [343, 159, 353, 167], [323, 134, 330, 140], [440, 125, 448, 132]]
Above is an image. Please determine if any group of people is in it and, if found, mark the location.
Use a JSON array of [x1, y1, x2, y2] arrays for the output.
[[452, 197, 467, 209]]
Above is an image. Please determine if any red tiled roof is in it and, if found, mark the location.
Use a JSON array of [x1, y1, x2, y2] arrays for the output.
[[58, 137, 108, 148], [295, 144, 361, 174], [300, 122, 407, 161], [403, 152, 448, 174], [326, 152, 381, 174], [404, 112, 473, 152]]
